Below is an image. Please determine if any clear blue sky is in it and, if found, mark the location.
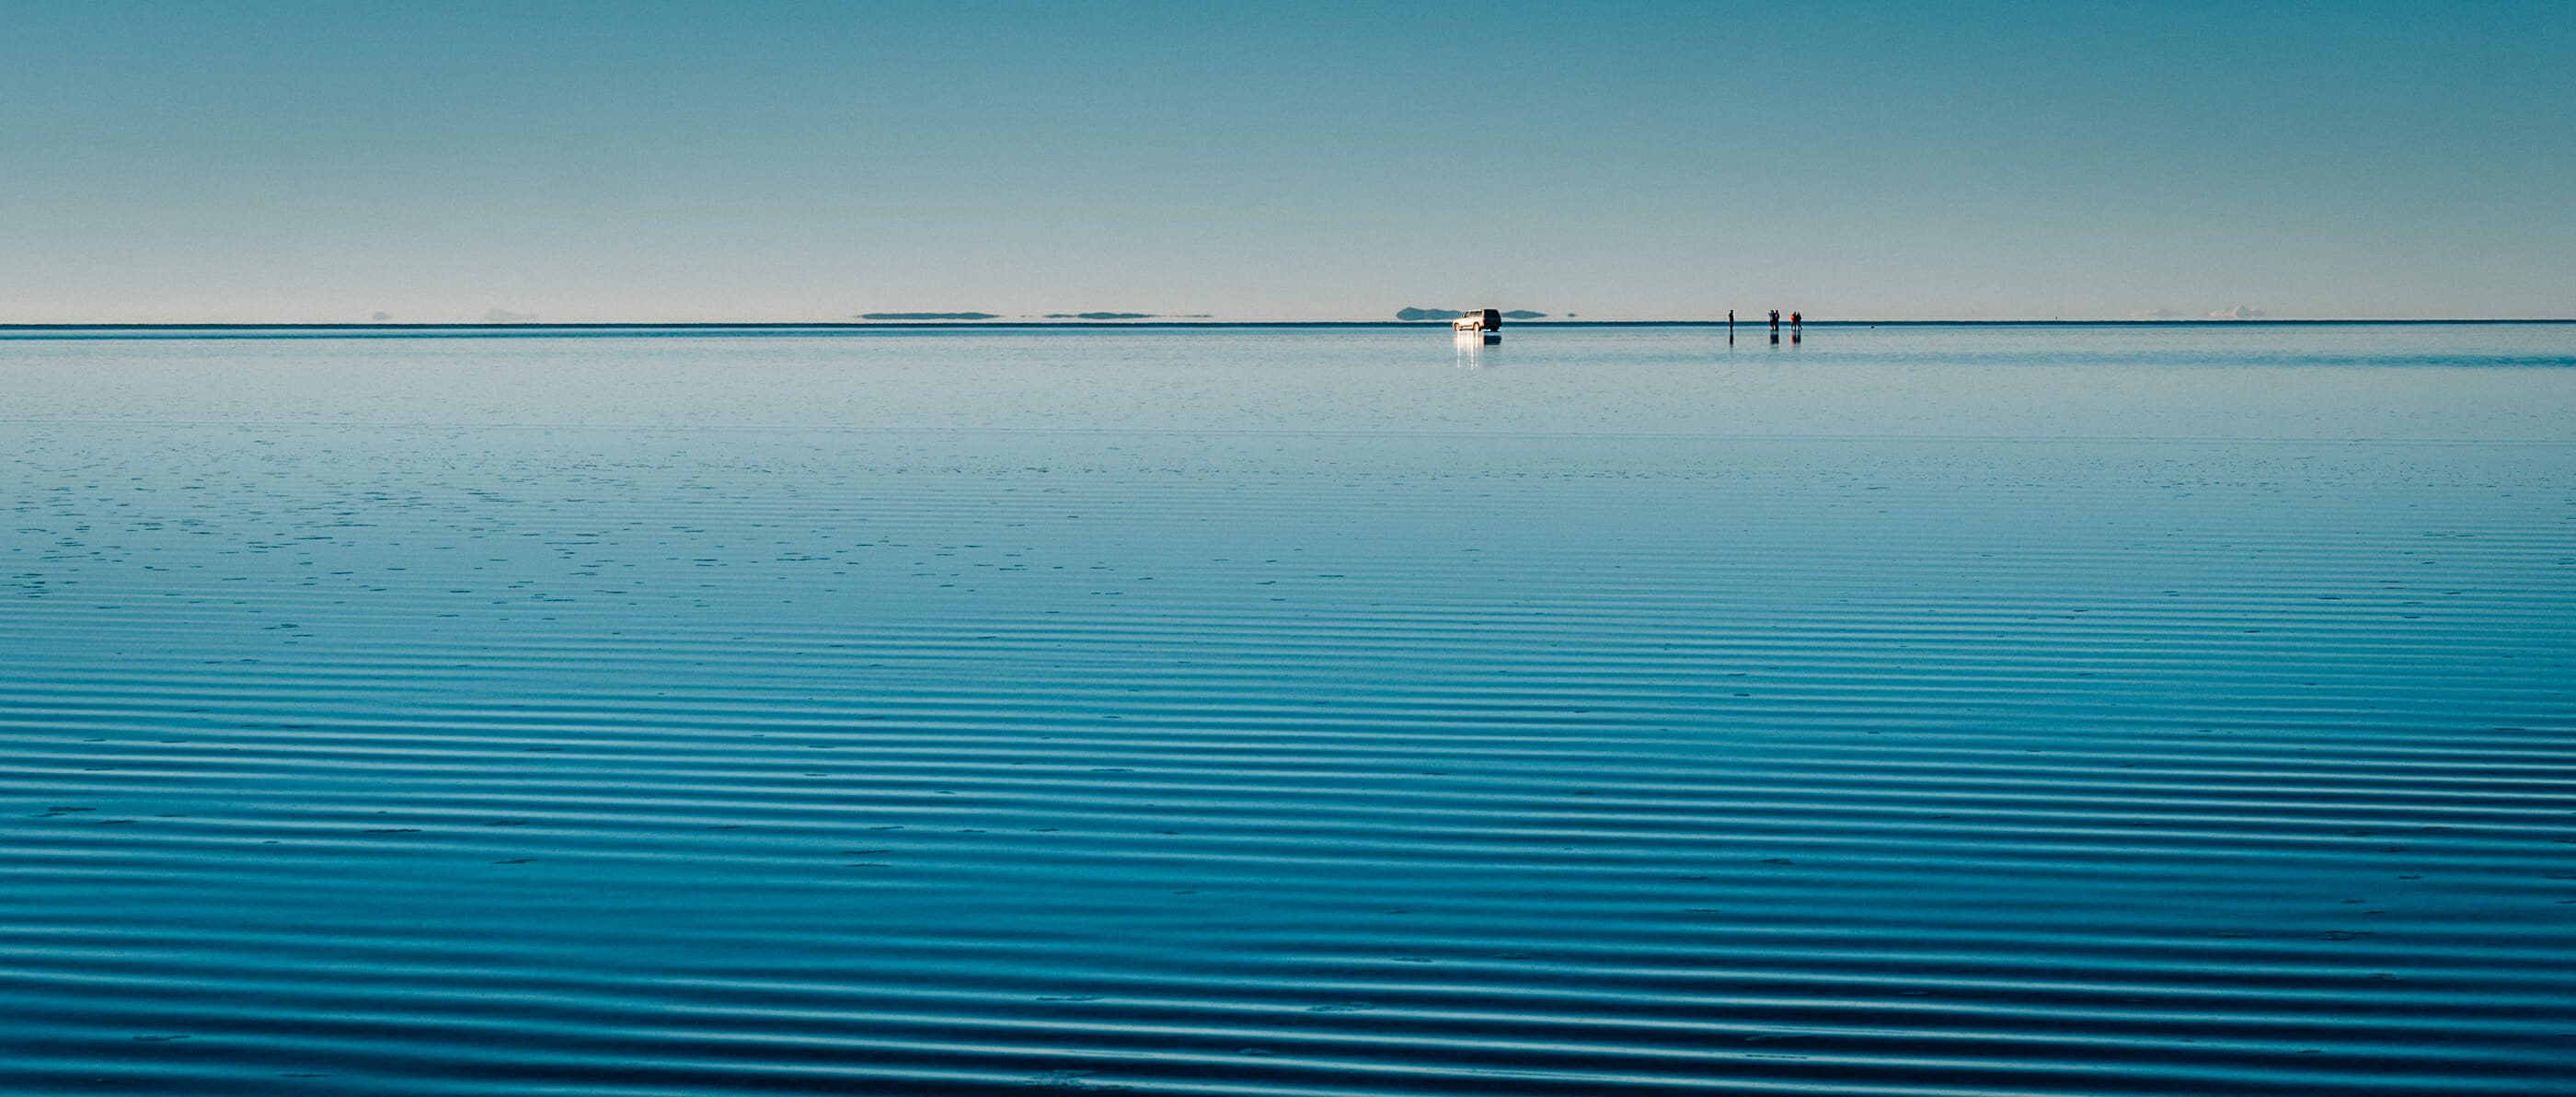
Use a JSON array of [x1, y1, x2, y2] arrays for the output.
[[4, 1, 2569, 322]]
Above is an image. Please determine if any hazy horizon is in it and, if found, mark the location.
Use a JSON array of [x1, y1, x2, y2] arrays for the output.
[[8, 314, 2576, 329], [5, 2, 2570, 324]]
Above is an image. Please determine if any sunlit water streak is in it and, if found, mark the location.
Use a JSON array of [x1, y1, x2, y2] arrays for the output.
[[5, 326, 2572, 1094]]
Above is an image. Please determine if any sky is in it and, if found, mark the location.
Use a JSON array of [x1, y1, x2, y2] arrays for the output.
[[3, 1, 2570, 323]]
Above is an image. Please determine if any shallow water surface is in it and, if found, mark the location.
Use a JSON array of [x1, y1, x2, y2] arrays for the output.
[[5, 326, 2572, 1094]]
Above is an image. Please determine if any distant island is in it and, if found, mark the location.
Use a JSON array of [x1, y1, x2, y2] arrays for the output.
[[858, 312, 998, 321], [1044, 312, 1156, 320], [1397, 306, 1547, 321]]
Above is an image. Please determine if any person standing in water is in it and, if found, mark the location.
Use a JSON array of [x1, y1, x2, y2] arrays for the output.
[[1768, 309, 1779, 333], [1729, 309, 1735, 342]]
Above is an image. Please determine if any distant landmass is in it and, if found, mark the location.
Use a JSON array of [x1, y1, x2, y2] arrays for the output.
[[858, 312, 998, 321], [2131, 307, 2271, 320], [1397, 306, 1547, 321], [1045, 312, 1156, 319]]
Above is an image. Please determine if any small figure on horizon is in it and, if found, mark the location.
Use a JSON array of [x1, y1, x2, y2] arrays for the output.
[[1729, 309, 1735, 342], [1768, 309, 1780, 334], [1790, 311, 1801, 332]]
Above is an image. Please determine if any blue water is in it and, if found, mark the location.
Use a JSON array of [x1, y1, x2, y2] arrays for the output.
[[6, 325, 2572, 1094]]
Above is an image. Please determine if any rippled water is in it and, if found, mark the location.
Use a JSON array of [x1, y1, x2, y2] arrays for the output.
[[6, 325, 2572, 1094]]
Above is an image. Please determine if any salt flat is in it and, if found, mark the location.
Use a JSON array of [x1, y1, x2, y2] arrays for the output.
[[4, 325, 2571, 1095]]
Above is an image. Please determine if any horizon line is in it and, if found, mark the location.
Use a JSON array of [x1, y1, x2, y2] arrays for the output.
[[5, 318, 2572, 337]]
